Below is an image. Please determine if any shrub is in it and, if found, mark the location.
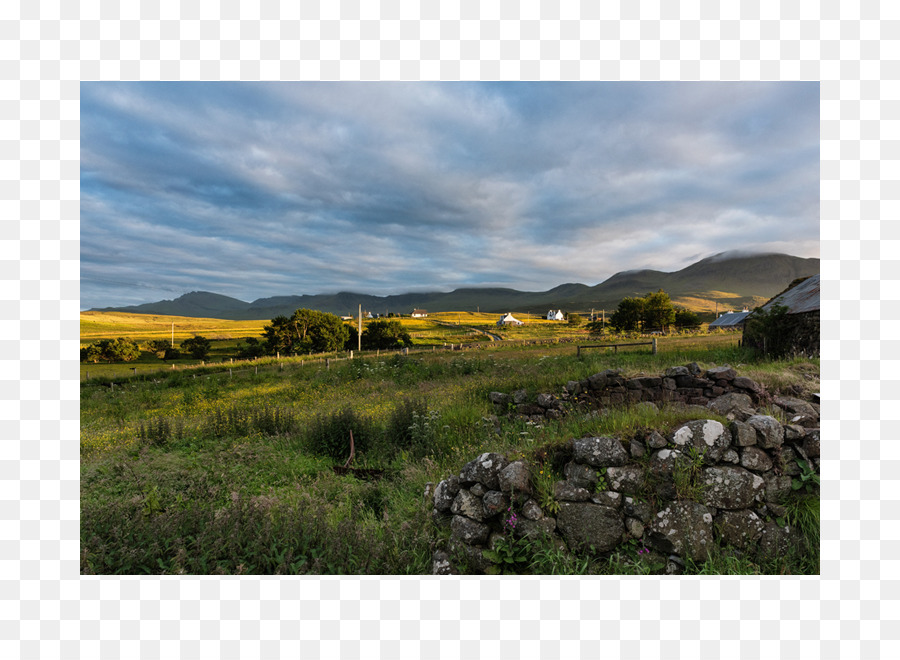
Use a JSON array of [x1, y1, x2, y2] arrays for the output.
[[307, 407, 373, 461], [384, 396, 430, 450]]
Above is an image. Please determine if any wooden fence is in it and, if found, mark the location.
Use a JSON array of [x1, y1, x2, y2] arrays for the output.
[[577, 338, 657, 357]]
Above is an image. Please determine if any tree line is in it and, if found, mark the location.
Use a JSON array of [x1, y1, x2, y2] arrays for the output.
[[81, 292, 704, 364]]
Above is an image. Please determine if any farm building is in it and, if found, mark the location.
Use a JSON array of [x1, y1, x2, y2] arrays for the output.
[[708, 310, 751, 331], [742, 274, 820, 357], [411, 309, 428, 318], [546, 309, 565, 321], [496, 313, 524, 327]]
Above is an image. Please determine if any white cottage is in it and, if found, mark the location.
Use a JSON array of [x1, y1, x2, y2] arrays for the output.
[[496, 313, 524, 327], [546, 309, 565, 321]]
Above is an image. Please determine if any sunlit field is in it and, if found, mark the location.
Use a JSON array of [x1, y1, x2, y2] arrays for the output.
[[81, 314, 818, 576]]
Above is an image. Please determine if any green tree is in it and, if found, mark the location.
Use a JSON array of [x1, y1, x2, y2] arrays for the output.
[[609, 297, 645, 332], [641, 289, 676, 333], [361, 319, 413, 350], [80, 337, 141, 363], [236, 337, 266, 359], [180, 335, 211, 360], [567, 313, 583, 326], [263, 309, 349, 355], [674, 308, 701, 330]]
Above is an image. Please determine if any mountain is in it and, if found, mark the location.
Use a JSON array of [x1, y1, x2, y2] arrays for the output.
[[90, 251, 820, 320]]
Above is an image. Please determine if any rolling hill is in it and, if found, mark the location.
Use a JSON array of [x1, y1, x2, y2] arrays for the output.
[[90, 251, 819, 320]]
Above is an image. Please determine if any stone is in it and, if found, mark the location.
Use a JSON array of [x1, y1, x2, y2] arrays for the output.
[[556, 501, 624, 553], [732, 376, 762, 393], [566, 380, 582, 395], [469, 483, 486, 497], [554, 481, 591, 502], [564, 461, 598, 490], [783, 424, 807, 442], [729, 420, 757, 447], [665, 366, 690, 377], [722, 449, 740, 464], [634, 401, 659, 415], [450, 515, 491, 546], [591, 490, 622, 509], [646, 430, 667, 449], [740, 446, 774, 472], [774, 396, 818, 419], [715, 509, 765, 550], [747, 415, 785, 449], [605, 466, 646, 494], [646, 501, 714, 561], [630, 438, 646, 459], [669, 419, 731, 455], [706, 366, 737, 381], [701, 466, 766, 510], [512, 389, 528, 404], [648, 448, 688, 479], [756, 522, 795, 561], [448, 539, 493, 573], [516, 404, 545, 416], [625, 517, 645, 538], [572, 436, 629, 467], [802, 429, 820, 458], [587, 373, 609, 390], [459, 452, 510, 490], [514, 517, 557, 540], [481, 490, 510, 519], [623, 496, 654, 523], [536, 392, 557, 409], [432, 550, 455, 575], [433, 476, 460, 512], [451, 489, 484, 521], [687, 362, 702, 375], [498, 461, 533, 495], [707, 392, 754, 417], [763, 473, 793, 503], [521, 499, 544, 521], [489, 391, 509, 406]]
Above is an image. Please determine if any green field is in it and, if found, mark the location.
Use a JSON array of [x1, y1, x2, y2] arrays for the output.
[[81, 311, 819, 575]]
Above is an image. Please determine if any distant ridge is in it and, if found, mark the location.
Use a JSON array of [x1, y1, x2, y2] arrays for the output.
[[90, 251, 820, 320]]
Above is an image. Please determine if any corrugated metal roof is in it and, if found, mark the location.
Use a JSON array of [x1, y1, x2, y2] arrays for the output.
[[761, 274, 820, 314], [709, 311, 751, 328]]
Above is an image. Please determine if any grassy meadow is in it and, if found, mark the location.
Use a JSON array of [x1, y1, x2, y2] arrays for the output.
[[81, 313, 819, 575]]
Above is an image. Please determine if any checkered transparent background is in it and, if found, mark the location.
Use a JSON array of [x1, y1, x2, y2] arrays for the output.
[[2, 1, 895, 658]]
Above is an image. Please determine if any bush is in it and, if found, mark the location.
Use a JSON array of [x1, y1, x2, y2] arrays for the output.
[[384, 396, 430, 450], [307, 407, 374, 461]]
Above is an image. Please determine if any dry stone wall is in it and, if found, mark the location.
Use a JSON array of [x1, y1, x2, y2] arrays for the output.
[[432, 364, 820, 575]]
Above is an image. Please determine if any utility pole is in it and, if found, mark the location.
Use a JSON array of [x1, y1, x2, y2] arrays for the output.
[[358, 304, 362, 352], [171, 323, 174, 348]]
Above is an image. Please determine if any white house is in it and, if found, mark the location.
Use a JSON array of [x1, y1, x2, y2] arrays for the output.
[[411, 309, 428, 318], [547, 309, 565, 321], [496, 313, 524, 327]]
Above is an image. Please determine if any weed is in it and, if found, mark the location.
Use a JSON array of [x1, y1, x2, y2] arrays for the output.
[[673, 446, 706, 501]]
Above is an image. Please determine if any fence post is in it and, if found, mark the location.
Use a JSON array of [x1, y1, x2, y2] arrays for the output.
[[229, 369, 232, 378], [577, 346, 581, 358], [326, 358, 330, 368], [652, 337, 657, 355], [86, 371, 89, 380], [132, 367, 136, 375], [350, 350, 353, 359]]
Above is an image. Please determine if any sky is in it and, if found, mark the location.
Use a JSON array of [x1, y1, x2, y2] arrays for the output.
[[80, 81, 820, 310]]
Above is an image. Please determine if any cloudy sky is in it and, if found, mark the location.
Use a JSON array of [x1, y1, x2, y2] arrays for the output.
[[80, 81, 819, 310]]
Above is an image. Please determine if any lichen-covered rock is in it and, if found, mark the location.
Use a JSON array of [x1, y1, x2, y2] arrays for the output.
[[554, 481, 591, 502], [564, 461, 598, 490], [605, 466, 646, 494], [536, 392, 557, 409], [783, 424, 806, 442], [648, 448, 687, 478], [756, 521, 796, 561], [448, 539, 493, 573], [566, 380, 582, 395], [669, 419, 731, 459], [802, 429, 820, 458], [665, 366, 690, 377], [469, 482, 486, 497], [556, 501, 624, 553], [573, 436, 629, 467], [623, 496, 654, 524], [708, 392, 753, 417], [498, 461, 532, 495], [625, 517, 645, 538], [629, 438, 646, 459], [740, 446, 774, 472], [512, 389, 528, 404], [722, 449, 740, 464], [646, 501, 714, 560], [489, 391, 509, 406], [481, 490, 510, 519], [591, 490, 622, 509], [432, 550, 455, 575], [514, 517, 557, 540], [521, 499, 544, 521], [450, 515, 491, 546], [459, 452, 510, 490], [747, 415, 784, 449], [701, 466, 766, 510], [763, 473, 793, 503], [729, 420, 757, 447], [715, 509, 765, 550], [451, 489, 484, 521], [433, 476, 460, 512]]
